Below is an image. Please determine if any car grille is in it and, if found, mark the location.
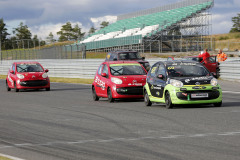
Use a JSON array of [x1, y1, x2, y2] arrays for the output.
[[19, 80, 48, 87], [116, 87, 143, 95], [176, 90, 220, 100]]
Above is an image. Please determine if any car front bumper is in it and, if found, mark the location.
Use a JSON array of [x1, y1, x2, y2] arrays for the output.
[[169, 85, 222, 105], [16, 79, 50, 89]]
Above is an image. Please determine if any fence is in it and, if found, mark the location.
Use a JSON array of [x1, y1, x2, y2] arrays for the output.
[[0, 58, 239, 81]]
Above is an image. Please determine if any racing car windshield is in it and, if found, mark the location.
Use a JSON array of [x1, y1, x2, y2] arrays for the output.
[[167, 63, 210, 77], [110, 64, 147, 76], [119, 52, 142, 60], [17, 63, 44, 72]]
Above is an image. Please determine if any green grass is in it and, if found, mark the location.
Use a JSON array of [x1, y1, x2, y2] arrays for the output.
[[0, 156, 13, 160], [49, 77, 93, 84], [0, 75, 93, 84]]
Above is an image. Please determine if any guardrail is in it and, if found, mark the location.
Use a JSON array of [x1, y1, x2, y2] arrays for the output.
[[0, 58, 239, 81]]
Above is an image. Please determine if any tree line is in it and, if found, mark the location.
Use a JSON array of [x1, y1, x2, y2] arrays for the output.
[[0, 18, 109, 50]]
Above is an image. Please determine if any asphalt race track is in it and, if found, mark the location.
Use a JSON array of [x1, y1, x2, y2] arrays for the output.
[[0, 79, 240, 160]]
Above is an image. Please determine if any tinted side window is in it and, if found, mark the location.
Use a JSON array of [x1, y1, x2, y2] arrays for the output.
[[12, 64, 16, 74], [149, 63, 159, 77], [102, 64, 109, 78], [156, 64, 166, 76], [110, 53, 117, 61], [97, 64, 103, 75]]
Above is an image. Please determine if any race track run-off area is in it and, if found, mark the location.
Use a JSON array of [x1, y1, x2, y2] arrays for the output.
[[0, 79, 240, 160]]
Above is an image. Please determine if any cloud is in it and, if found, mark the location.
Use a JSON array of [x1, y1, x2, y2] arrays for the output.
[[1, 0, 239, 39], [212, 13, 236, 34], [30, 22, 89, 40], [90, 16, 117, 29]]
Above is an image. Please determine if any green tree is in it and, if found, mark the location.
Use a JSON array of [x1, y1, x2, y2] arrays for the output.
[[57, 22, 72, 42], [32, 35, 40, 47], [46, 32, 56, 43], [14, 22, 32, 40], [100, 21, 109, 29], [57, 22, 85, 42], [88, 26, 96, 34], [0, 18, 10, 50], [230, 13, 240, 33], [72, 24, 85, 40]]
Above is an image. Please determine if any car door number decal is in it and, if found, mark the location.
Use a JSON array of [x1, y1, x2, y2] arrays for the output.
[[95, 76, 106, 90]]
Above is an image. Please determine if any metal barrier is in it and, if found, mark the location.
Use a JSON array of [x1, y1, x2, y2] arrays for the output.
[[0, 58, 239, 81]]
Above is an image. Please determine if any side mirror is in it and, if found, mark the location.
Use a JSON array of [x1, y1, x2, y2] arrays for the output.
[[101, 73, 107, 77], [142, 57, 145, 60], [10, 70, 14, 74], [45, 69, 49, 73], [157, 74, 165, 80]]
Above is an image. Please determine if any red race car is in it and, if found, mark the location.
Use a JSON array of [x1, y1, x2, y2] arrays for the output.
[[92, 61, 147, 102], [183, 56, 220, 78], [6, 61, 50, 92]]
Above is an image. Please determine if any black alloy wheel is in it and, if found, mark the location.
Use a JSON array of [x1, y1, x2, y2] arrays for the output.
[[144, 91, 152, 107], [92, 86, 99, 101], [14, 82, 19, 92], [165, 92, 173, 109], [6, 81, 11, 91], [107, 88, 114, 103]]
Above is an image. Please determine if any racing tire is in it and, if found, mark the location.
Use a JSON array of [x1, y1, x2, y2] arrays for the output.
[[92, 86, 99, 101], [107, 88, 114, 103], [213, 101, 222, 107], [46, 87, 50, 91], [144, 91, 152, 107], [165, 92, 173, 109], [6, 81, 11, 91], [14, 82, 19, 92]]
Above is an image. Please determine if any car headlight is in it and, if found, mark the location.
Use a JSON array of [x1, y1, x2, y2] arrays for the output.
[[17, 74, 25, 79], [111, 77, 122, 84], [170, 79, 183, 88], [211, 78, 218, 86], [42, 73, 48, 78]]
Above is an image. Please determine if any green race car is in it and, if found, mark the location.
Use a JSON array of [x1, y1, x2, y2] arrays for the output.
[[144, 60, 222, 108]]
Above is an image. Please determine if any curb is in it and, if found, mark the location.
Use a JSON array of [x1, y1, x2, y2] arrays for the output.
[[0, 153, 25, 160]]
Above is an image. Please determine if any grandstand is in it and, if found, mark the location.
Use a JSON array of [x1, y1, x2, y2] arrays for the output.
[[78, 0, 214, 52]]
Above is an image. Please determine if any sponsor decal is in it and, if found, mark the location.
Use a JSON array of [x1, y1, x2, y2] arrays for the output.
[[185, 79, 190, 83], [184, 77, 210, 83], [151, 85, 162, 90], [151, 67, 157, 73], [8, 75, 14, 86], [168, 67, 175, 70], [95, 76, 106, 90]]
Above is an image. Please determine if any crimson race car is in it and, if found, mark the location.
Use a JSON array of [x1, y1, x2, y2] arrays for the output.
[[92, 61, 147, 102], [6, 61, 50, 92]]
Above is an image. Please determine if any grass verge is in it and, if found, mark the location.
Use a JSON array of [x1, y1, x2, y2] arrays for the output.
[[0, 156, 13, 160], [49, 77, 93, 84], [0, 75, 93, 85]]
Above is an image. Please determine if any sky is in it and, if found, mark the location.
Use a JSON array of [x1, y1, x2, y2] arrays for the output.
[[0, 0, 239, 40]]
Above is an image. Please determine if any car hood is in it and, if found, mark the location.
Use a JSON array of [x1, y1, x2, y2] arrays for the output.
[[115, 75, 147, 86], [170, 76, 214, 85], [19, 72, 46, 80]]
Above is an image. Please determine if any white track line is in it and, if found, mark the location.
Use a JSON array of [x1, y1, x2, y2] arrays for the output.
[[0, 153, 25, 160], [222, 91, 240, 94], [0, 131, 240, 150]]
